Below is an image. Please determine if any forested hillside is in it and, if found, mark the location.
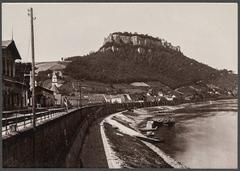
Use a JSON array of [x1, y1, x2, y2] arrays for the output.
[[64, 32, 236, 90]]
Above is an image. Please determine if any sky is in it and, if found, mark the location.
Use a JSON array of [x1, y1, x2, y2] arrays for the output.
[[2, 3, 238, 73]]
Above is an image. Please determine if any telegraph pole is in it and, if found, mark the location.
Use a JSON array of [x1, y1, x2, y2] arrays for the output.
[[80, 82, 82, 108], [78, 81, 82, 109], [78, 82, 80, 109], [28, 7, 36, 129]]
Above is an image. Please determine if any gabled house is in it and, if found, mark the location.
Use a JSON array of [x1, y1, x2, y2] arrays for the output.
[[2, 40, 29, 111], [35, 86, 55, 107], [87, 94, 107, 104]]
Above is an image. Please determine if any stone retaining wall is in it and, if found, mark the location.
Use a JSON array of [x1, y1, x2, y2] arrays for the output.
[[3, 101, 177, 167]]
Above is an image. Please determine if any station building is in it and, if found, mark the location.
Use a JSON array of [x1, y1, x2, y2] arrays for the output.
[[2, 40, 29, 111]]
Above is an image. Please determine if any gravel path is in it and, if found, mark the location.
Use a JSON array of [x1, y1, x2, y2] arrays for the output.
[[79, 118, 108, 168]]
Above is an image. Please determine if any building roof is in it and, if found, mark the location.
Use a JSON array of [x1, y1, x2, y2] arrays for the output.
[[50, 84, 60, 94], [2, 40, 12, 48], [2, 40, 21, 60], [88, 94, 106, 103], [36, 86, 54, 94], [3, 77, 28, 87]]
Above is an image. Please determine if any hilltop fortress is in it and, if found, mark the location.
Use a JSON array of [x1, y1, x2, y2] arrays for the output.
[[100, 32, 181, 53]]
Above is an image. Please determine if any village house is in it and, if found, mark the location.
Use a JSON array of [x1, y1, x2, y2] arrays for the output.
[[109, 95, 122, 103], [145, 94, 155, 102], [129, 93, 145, 102], [164, 94, 177, 101], [2, 40, 29, 111], [104, 94, 132, 104], [87, 94, 107, 104], [122, 94, 132, 102], [35, 85, 55, 107], [65, 95, 88, 107]]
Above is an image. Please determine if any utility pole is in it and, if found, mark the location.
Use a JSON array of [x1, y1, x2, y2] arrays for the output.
[[78, 81, 82, 109], [78, 82, 80, 109], [80, 82, 82, 108], [28, 7, 36, 129]]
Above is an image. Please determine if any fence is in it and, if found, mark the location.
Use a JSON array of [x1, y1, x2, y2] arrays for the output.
[[2, 108, 67, 136]]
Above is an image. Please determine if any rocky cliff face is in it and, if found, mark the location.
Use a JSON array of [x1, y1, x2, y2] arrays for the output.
[[100, 32, 181, 53]]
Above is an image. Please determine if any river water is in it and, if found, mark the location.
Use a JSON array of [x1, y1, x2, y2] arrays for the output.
[[152, 99, 237, 168]]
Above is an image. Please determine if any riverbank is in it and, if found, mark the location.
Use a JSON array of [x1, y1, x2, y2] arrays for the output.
[[79, 99, 237, 168], [101, 111, 187, 168], [101, 99, 237, 168]]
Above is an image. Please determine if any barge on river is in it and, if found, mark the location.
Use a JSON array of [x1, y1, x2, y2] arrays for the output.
[[152, 113, 176, 127]]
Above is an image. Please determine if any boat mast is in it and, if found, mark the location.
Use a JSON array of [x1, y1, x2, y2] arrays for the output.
[[28, 7, 36, 129]]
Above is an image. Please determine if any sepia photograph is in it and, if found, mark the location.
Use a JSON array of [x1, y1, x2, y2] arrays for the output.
[[1, 2, 238, 169]]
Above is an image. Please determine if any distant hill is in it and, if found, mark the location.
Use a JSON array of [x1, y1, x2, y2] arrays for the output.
[[36, 61, 68, 73], [64, 32, 237, 92]]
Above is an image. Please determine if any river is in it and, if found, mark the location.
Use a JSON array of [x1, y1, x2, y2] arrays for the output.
[[152, 99, 237, 168]]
